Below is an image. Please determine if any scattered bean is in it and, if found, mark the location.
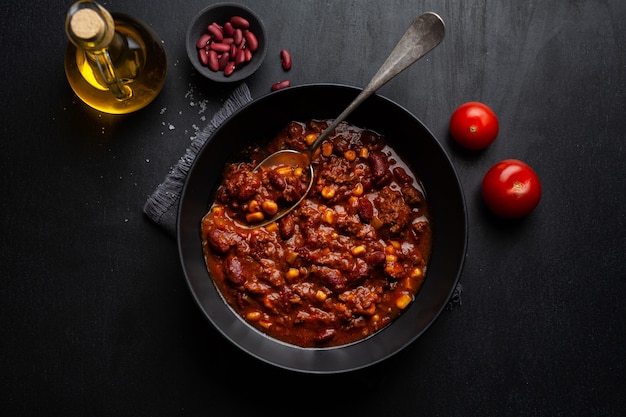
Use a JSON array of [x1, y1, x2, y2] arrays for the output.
[[280, 49, 292, 71], [271, 80, 291, 91]]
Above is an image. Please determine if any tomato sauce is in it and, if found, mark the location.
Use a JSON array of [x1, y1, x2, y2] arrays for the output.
[[201, 120, 432, 347]]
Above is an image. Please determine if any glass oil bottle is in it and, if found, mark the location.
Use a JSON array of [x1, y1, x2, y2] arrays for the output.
[[64, 0, 167, 114]]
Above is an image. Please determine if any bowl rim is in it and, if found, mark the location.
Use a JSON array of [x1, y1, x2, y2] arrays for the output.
[[185, 2, 267, 82], [177, 83, 468, 373]]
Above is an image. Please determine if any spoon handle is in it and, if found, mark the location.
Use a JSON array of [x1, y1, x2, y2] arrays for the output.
[[309, 12, 445, 153]]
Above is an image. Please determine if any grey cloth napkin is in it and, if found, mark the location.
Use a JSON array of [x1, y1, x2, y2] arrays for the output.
[[143, 81, 462, 308], [143, 82, 253, 236]]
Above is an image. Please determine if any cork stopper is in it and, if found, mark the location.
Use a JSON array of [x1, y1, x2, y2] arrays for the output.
[[65, 0, 115, 51], [69, 8, 105, 40]]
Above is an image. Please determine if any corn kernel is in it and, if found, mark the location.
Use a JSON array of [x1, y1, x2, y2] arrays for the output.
[[371, 314, 380, 322], [352, 183, 364, 196], [246, 311, 262, 321], [390, 240, 401, 250], [410, 267, 423, 279], [259, 320, 272, 329], [262, 200, 278, 215], [265, 222, 278, 233], [344, 149, 356, 161], [321, 142, 333, 157], [275, 166, 292, 176], [248, 200, 260, 213], [359, 147, 369, 158], [312, 147, 321, 159], [305, 133, 317, 146], [286, 268, 300, 280], [211, 205, 224, 215], [396, 293, 413, 309], [246, 211, 265, 223], [385, 254, 397, 263], [321, 186, 336, 199], [294, 167, 303, 177], [285, 250, 298, 264], [371, 216, 383, 229], [315, 290, 327, 301], [385, 245, 396, 255], [322, 208, 335, 224], [351, 245, 366, 256]]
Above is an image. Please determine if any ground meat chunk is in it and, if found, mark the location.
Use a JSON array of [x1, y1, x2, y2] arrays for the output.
[[374, 186, 411, 234]]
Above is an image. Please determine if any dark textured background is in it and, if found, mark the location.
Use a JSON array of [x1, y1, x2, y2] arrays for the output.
[[1, 0, 624, 415]]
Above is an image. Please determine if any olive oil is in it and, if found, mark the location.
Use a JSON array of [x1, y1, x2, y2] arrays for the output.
[[64, 0, 166, 114]]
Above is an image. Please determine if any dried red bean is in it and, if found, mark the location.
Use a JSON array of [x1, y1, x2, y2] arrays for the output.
[[218, 52, 230, 70], [244, 30, 258, 51], [208, 50, 219, 72], [230, 15, 250, 29], [244, 48, 252, 62], [198, 48, 209, 66], [271, 80, 291, 91], [223, 21, 234, 37], [196, 33, 212, 49], [233, 28, 243, 45], [210, 42, 231, 53], [235, 49, 246, 66], [280, 49, 292, 71], [207, 24, 224, 42], [223, 61, 236, 76]]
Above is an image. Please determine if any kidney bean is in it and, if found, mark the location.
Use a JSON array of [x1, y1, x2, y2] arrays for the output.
[[196, 33, 212, 49], [223, 21, 234, 37], [368, 151, 389, 179], [235, 49, 246, 66], [271, 80, 291, 91], [392, 166, 413, 185], [207, 23, 224, 42], [207, 50, 219, 71], [244, 48, 252, 62], [226, 255, 246, 286], [210, 42, 231, 53], [357, 197, 374, 222], [280, 49, 292, 71], [314, 328, 337, 344], [218, 52, 230, 70], [223, 61, 236, 76], [244, 30, 258, 51], [230, 15, 250, 29], [198, 48, 209, 66], [233, 28, 243, 45]]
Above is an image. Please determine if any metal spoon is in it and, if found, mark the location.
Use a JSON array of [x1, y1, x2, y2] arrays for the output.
[[246, 12, 445, 228]]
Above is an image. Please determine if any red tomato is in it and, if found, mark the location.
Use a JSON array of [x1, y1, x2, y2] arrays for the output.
[[481, 159, 542, 219], [449, 102, 499, 150]]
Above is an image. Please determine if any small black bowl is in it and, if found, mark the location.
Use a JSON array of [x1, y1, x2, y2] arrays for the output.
[[186, 3, 267, 82], [178, 84, 467, 373]]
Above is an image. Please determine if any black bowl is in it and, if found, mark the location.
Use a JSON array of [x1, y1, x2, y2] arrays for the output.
[[185, 3, 267, 82], [178, 84, 467, 373]]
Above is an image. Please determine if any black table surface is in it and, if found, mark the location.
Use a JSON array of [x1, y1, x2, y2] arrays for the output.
[[2, 0, 625, 415]]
